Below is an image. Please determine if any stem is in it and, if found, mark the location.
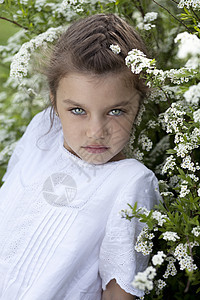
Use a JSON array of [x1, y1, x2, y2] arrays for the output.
[[0, 16, 28, 30], [152, 0, 193, 33], [158, 86, 171, 105], [133, 0, 145, 18], [184, 236, 194, 293], [184, 278, 190, 293]]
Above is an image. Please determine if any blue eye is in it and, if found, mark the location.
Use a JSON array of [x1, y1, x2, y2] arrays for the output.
[[70, 108, 86, 115], [109, 109, 123, 116]]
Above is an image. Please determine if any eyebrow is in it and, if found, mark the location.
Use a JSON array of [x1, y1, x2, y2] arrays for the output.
[[62, 98, 134, 109]]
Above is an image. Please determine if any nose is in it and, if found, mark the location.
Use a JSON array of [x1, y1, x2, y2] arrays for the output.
[[86, 117, 110, 140]]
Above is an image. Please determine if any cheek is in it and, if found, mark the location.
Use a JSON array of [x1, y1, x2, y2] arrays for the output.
[[115, 117, 134, 135]]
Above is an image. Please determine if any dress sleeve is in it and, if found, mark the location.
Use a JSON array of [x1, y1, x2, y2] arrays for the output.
[[2, 110, 46, 182], [99, 168, 161, 297]]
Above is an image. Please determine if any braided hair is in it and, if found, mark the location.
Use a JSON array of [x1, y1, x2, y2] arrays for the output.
[[46, 13, 148, 108]]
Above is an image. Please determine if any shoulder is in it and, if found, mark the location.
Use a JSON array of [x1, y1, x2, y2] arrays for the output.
[[111, 159, 161, 210], [25, 108, 52, 133], [112, 158, 156, 185], [22, 107, 61, 144]]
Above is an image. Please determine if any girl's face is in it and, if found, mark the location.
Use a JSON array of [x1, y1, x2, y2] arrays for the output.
[[55, 72, 140, 165]]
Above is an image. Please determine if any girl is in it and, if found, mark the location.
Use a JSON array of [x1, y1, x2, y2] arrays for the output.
[[0, 14, 161, 300]]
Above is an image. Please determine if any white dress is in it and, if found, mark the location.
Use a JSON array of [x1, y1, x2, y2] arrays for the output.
[[0, 109, 161, 300]]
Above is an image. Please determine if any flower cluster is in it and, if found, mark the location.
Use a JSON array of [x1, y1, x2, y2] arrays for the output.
[[10, 26, 64, 79], [193, 108, 200, 123], [179, 180, 190, 198], [151, 211, 168, 226], [178, 0, 200, 10], [155, 279, 167, 293], [138, 134, 153, 152], [163, 102, 186, 134], [152, 251, 166, 266], [125, 50, 195, 89], [135, 226, 154, 255], [175, 32, 200, 60], [132, 266, 157, 291], [133, 148, 144, 161], [60, 0, 84, 13], [162, 231, 180, 242], [174, 128, 200, 158], [181, 155, 196, 171], [109, 44, 121, 54], [163, 67, 194, 85], [137, 11, 158, 31], [174, 242, 199, 271], [184, 82, 200, 104], [191, 226, 200, 237], [125, 49, 156, 74], [162, 155, 176, 175], [163, 257, 177, 278], [143, 12, 158, 31]]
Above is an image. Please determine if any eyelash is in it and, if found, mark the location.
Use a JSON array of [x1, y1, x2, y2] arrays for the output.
[[69, 108, 125, 116]]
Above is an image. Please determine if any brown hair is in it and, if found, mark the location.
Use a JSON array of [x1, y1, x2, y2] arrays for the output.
[[46, 13, 148, 111]]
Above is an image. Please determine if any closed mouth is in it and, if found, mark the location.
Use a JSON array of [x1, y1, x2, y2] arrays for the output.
[[84, 145, 109, 149], [82, 145, 109, 153]]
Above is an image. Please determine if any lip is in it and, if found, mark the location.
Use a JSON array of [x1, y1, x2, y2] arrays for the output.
[[82, 145, 109, 154]]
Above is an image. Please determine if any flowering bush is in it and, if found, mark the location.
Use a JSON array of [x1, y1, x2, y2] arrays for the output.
[[0, 0, 199, 298]]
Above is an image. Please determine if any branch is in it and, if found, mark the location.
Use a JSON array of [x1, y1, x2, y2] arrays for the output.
[[152, 0, 193, 33], [169, 0, 178, 4], [0, 16, 28, 30]]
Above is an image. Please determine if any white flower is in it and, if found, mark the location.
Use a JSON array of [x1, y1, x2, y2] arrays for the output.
[[152, 251, 166, 266], [193, 108, 200, 123], [132, 266, 156, 291], [152, 211, 168, 226], [186, 56, 199, 69], [133, 148, 144, 161], [138, 134, 153, 151], [174, 242, 199, 271], [10, 26, 64, 79], [125, 49, 155, 74], [181, 155, 196, 172], [144, 23, 155, 31], [109, 44, 121, 54], [175, 32, 200, 59], [177, 0, 200, 10], [144, 12, 158, 23], [0, 0, 4, 4], [184, 82, 200, 104], [156, 279, 167, 290], [162, 231, 180, 241], [191, 226, 200, 237], [198, 188, 200, 197], [179, 181, 190, 198], [162, 155, 176, 174], [163, 257, 177, 278], [135, 226, 154, 255]]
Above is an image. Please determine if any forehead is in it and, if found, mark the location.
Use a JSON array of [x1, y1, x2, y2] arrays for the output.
[[56, 72, 140, 105]]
